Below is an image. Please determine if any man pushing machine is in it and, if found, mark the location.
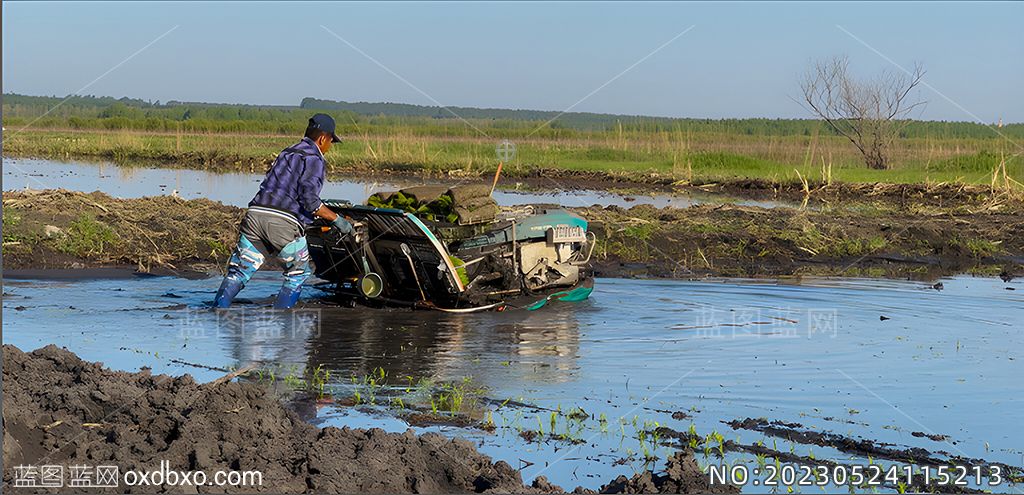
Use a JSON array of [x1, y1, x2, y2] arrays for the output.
[[213, 114, 353, 309]]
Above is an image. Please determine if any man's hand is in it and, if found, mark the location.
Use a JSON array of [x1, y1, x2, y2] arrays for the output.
[[331, 216, 354, 236], [313, 203, 353, 236]]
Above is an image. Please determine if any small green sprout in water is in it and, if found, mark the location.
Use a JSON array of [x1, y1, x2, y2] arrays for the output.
[[308, 365, 331, 399], [650, 421, 662, 450], [688, 423, 700, 449]]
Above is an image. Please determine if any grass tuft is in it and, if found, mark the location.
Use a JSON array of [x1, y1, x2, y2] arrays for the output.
[[56, 215, 118, 256]]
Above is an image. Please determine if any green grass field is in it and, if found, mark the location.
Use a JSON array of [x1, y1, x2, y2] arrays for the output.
[[4, 127, 1019, 188], [3, 93, 1021, 188]]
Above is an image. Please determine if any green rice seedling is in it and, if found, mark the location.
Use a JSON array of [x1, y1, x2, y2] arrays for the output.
[[650, 422, 662, 450], [713, 431, 726, 457], [639, 438, 651, 461], [308, 365, 332, 399], [567, 407, 586, 419], [284, 373, 304, 390]]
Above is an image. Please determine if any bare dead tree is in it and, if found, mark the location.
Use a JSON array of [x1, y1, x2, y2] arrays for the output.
[[801, 56, 926, 170]]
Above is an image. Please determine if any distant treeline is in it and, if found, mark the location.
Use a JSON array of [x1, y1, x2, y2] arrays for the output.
[[298, 97, 1023, 139], [3, 93, 1021, 140]]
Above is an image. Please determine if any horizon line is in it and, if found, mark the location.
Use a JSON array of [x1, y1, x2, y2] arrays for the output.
[[2, 91, 1018, 127]]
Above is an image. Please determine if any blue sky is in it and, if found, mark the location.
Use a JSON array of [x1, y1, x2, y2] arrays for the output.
[[3, 2, 1021, 121]]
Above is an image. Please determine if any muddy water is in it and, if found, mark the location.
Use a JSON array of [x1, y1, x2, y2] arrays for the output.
[[2, 157, 789, 209], [4, 273, 1021, 491]]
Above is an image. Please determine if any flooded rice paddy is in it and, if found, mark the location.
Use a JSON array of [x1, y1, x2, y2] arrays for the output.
[[3, 156, 1020, 491], [4, 272, 1022, 491]]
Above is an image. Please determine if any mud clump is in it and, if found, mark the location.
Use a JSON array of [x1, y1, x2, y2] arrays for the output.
[[3, 344, 727, 494], [595, 450, 739, 494], [1, 344, 547, 493]]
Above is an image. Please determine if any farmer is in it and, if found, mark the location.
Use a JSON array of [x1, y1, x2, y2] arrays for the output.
[[213, 113, 353, 309]]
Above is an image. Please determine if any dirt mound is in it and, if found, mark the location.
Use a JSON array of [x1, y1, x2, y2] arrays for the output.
[[2, 344, 734, 493], [584, 202, 1024, 280], [3, 189, 242, 274], [595, 450, 739, 494], [1, 344, 548, 493]]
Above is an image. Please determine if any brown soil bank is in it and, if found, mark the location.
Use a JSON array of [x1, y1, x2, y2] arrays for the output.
[[4, 189, 1022, 280], [584, 203, 1024, 280], [2, 344, 731, 494], [3, 190, 241, 275]]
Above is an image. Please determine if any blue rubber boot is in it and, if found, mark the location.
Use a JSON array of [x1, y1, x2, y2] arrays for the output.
[[274, 236, 311, 309], [213, 235, 265, 308], [214, 278, 245, 308], [273, 287, 302, 309]]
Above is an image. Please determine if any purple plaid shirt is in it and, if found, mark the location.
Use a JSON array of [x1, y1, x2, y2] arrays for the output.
[[249, 137, 325, 224]]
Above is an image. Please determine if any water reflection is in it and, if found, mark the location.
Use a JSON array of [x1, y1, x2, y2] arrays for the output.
[[212, 301, 586, 388], [303, 305, 583, 386], [216, 308, 319, 369], [3, 156, 792, 209]]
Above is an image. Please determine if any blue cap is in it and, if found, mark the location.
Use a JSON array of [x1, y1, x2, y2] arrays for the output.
[[308, 113, 342, 143]]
